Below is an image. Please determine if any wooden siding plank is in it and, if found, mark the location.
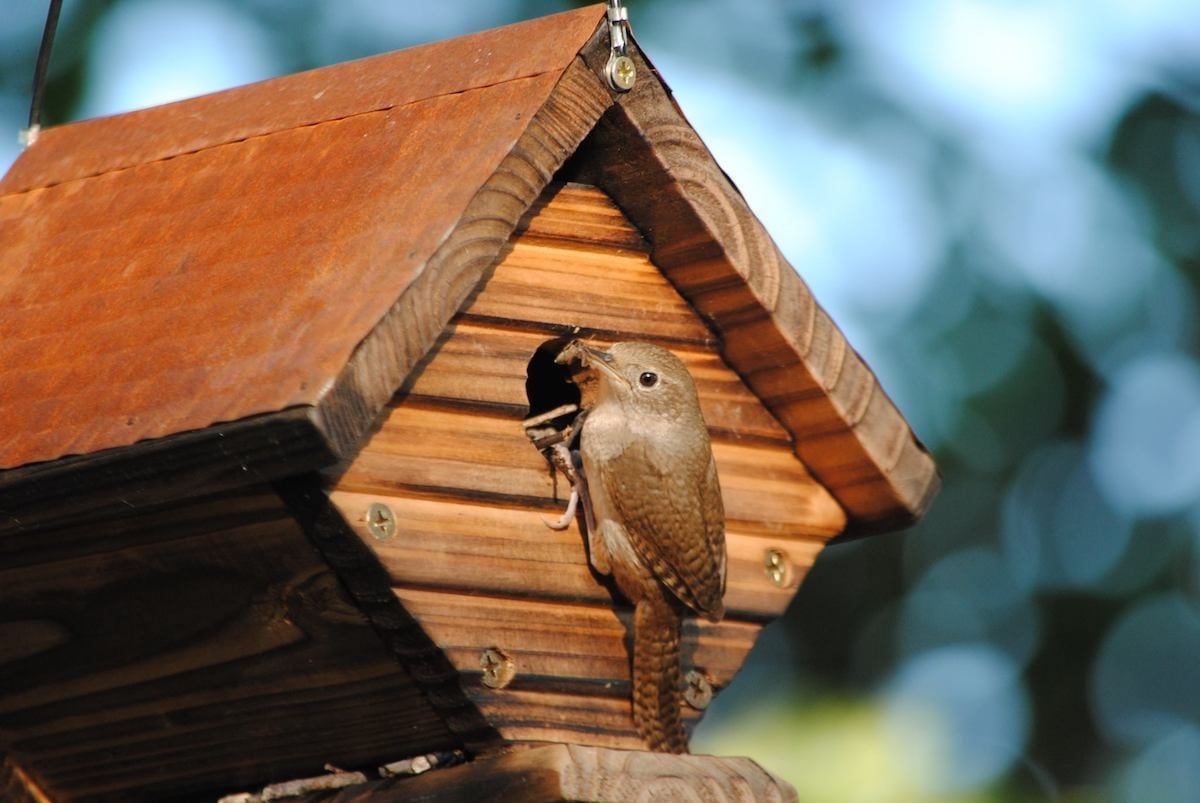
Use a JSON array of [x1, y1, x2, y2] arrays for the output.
[[401, 321, 790, 443], [330, 405, 844, 539], [0, 486, 456, 802], [388, 588, 759, 747], [329, 491, 821, 622], [460, 240, 715, 344]]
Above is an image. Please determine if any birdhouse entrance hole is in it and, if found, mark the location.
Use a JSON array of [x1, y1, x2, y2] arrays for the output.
[[522, 336, 584, 457]]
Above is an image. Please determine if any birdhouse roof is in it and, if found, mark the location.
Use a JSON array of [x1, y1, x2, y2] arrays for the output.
[[0, 5, 935, 533]]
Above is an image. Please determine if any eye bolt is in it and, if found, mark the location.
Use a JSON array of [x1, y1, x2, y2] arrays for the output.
[[639, 371, 659, 388]]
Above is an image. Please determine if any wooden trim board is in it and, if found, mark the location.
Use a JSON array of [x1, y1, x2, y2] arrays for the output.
[[570, 45, 939, 532], [284, 743, 798, 803]]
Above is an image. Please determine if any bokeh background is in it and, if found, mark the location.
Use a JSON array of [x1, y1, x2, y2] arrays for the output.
[[3, 1, 1199, 800]]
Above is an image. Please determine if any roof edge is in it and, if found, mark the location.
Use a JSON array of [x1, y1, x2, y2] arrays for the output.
[[0, 407, 332, 537], [312, 51, 615, 461], [572, 45, 939, 530], [0, 18, 615, 530]]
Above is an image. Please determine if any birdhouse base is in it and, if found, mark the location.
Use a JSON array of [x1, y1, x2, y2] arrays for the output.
[[278, 743, 797, 802]]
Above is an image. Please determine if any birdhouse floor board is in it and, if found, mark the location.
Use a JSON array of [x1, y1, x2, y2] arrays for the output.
[[279, 743, 797, 803], [0, 485, 458, 802], [330, 490, 818, 622]]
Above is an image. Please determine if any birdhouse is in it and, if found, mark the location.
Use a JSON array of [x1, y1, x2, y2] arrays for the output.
[[0, 5, 937, 801]]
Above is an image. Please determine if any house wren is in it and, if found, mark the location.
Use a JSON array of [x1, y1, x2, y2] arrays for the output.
[[556, 340, 726, 753]]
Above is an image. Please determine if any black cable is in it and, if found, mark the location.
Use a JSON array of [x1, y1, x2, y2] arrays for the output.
[[27, 0, 64, 131]]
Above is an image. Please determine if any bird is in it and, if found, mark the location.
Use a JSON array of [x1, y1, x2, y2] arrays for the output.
[[555, 340, 726, 754]]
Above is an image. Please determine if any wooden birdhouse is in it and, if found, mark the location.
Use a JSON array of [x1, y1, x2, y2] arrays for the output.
[[0, 5, 937, 801]]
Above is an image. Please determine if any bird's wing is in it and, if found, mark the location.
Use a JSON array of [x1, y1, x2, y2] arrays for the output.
[[596, 439, 726, 620]]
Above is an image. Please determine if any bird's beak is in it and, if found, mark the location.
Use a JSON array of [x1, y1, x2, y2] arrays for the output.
[[559, 341, 625, 386]]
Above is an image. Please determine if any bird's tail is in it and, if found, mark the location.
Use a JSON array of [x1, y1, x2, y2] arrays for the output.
[[632, 592, 687, 753]]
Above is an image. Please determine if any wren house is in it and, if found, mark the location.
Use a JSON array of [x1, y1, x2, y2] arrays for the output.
[[0, 6, 937, 802]]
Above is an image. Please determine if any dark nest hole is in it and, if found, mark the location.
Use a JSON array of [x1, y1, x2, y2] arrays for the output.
[[522, 336, 592, 504], [523, 335, 585, 450]]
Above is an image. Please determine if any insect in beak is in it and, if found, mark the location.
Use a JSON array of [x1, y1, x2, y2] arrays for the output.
[[568, 343, 626, 387]]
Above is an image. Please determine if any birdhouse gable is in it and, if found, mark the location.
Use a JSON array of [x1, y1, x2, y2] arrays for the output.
[[316, 180, 846, 750]]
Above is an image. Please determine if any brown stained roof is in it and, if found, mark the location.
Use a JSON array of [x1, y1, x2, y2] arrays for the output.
[[0, 6, 607, 471], [0, 5, 935, 532]]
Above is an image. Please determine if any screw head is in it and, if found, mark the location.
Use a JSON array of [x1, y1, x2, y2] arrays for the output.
[[365, 502, 396, 540], [684, 669, 714, 710], [480, 647, 516, 689], [764, 548, 792, 588], [606, 54, 636, 92]]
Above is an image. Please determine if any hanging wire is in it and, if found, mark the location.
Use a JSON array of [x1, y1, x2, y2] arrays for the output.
[[22, 0, 64, 145]]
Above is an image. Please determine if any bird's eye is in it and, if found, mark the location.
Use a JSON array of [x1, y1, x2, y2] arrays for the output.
[[639, 371, 659, 388]]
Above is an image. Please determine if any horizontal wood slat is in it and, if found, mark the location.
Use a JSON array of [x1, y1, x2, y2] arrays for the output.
[[330, 491, 821, 622], [389, 587, 759, 748], [331, 405, 844, 539], [461, 238, 715, 344], [402, 321, 789, 443], [0, 487, 456, 802], [515, 181, 650, 249]]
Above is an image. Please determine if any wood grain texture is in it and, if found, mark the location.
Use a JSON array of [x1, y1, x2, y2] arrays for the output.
[[330, 491, 821, 621], [0, 408, 331, 538], [0, 5, 608, 193], [332, 405, 840, 538], [314, 55, 613, 460], [399, 326, 789, 442], [0, 486, 458, 802], [0, 757, 50, 803], [389, 589, 758, 749], [324, 181, 844, 750], [278, 476, 500, 754], [571, 47, 939, 532], [0, 19, 611, 534], [288, 743, 798, 803], [1, 71, 568, 474]]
